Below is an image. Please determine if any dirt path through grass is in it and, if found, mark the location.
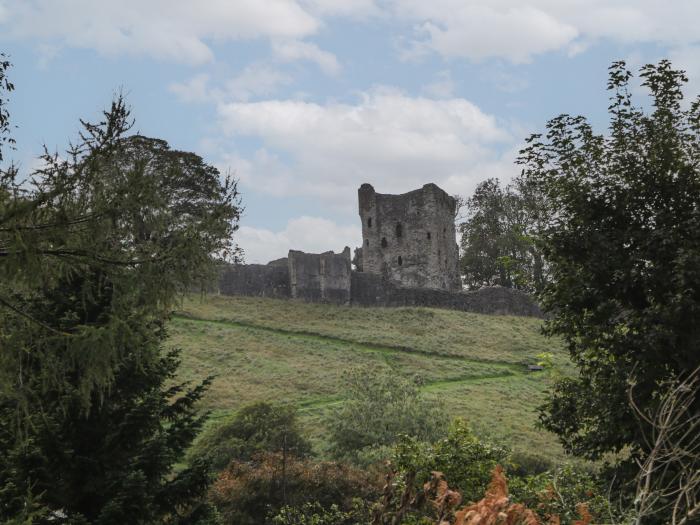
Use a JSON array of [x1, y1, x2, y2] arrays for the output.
[[173, 313, 529, 413], [171, 300, 567, 460], [174, 314, 523, 367]]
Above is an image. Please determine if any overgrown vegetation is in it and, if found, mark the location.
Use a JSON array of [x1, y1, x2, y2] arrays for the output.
[[371, 421, 610, 524], [2, 49, 698, 524], [209, 451, 379, 525], [328, 368, 448, 464], [518, 60, 700, 522], [189, 402, 312, 471], [0, 61, 241, 522]]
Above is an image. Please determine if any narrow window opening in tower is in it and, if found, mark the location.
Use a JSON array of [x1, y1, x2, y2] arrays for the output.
[[427, 232, 431, 240], [396, 223, 402, 238], [381, 237, 388, 248], [443, 227, 446, 233], [367, 217, 372, 227], [398, 256, 402, 266], [365, 239, 369, 246]]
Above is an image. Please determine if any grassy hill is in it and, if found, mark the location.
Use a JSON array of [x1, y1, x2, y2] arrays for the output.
[[170, 294, 572, 461]]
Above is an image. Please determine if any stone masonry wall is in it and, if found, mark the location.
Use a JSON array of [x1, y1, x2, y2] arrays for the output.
[[288, 247, 352, 304], [358, 183, 461, 291], [350, 272, 542, 317], [219, 262, 290, 298], [216, 264, 540, 316]]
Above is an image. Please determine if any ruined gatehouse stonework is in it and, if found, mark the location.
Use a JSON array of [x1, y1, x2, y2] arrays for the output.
[[218, 183, 541, 317]]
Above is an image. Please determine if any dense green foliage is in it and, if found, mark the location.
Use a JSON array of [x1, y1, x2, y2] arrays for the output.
[[518, 60, 700, 472], [509, 464, 612, 525], [190, 402, 312, 471], [458, 178, 545, 292], [0, 97, 241, 401], [0, 342, 214, 523], [392, 419, 511, 505], [380, 422, 609, 525], [0, 82, 241, 523], [272, 502, 368, 525], [328, 368, 448, 463]]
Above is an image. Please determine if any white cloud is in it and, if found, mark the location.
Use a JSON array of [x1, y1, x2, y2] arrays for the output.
[[389, 0, 700, 63], [226, 64, 294, 101], [169, 74, 211, 103], [301, 0, 380, 17], [0, 0, 319, 64], [272, 40, 341, 75], [215, 88, 517, 208], [4, 0, 698, 66], [170, 65, 293, 104], [236, 216, 361, 263], [422, 70, 455, 98], [409, 5, 577, 64]]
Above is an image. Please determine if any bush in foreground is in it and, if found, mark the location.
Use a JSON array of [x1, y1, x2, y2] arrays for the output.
[[189, 402, 312, 471], [209, 452, 380, 525]]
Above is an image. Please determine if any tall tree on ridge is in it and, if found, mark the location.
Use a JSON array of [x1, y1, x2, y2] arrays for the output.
[[518, 60, 700, 521], [0, 65, 242, 523]]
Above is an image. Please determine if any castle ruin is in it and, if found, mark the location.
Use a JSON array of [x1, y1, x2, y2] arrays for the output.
[[358, 183, 461, 291], [218, 182, 541, 317]]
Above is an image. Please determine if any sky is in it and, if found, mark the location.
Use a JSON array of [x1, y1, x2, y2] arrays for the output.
[[1, 0, 699, 263]]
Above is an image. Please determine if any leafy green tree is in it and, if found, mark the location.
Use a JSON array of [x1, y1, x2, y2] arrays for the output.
[[518, 60, 700, 477], [458, 178, 545, 292], [328, 368, 448, 463], [1, 95, 241, 400], [0, 54, 14, 162], [189, 402, 312, 471], [0, 89, 241, 523], [392, 419, 510, 505]]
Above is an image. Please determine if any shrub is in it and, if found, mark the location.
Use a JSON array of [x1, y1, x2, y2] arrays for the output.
[[271, 501, 370, 525], [509, 465, 613, 524], [189, 402, 312, 471], [373, 421, 610, 525], [392, 419, 511, 506], [209, 452, 380, 525], [328, 368, 448, 463], [372, 466, 595, 525]]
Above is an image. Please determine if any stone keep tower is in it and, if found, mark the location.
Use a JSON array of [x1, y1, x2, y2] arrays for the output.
[[358, 183, 461, 291]]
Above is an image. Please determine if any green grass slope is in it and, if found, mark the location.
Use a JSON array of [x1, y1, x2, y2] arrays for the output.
[[170, 294, 571, 461]]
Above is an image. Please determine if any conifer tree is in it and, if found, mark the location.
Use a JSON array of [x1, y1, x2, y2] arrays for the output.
[[0, 63, 241, 523]]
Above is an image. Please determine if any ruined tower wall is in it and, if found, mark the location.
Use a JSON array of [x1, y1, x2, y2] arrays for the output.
[[288, 247, 351, 304], [358, 183, 461, 291]]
